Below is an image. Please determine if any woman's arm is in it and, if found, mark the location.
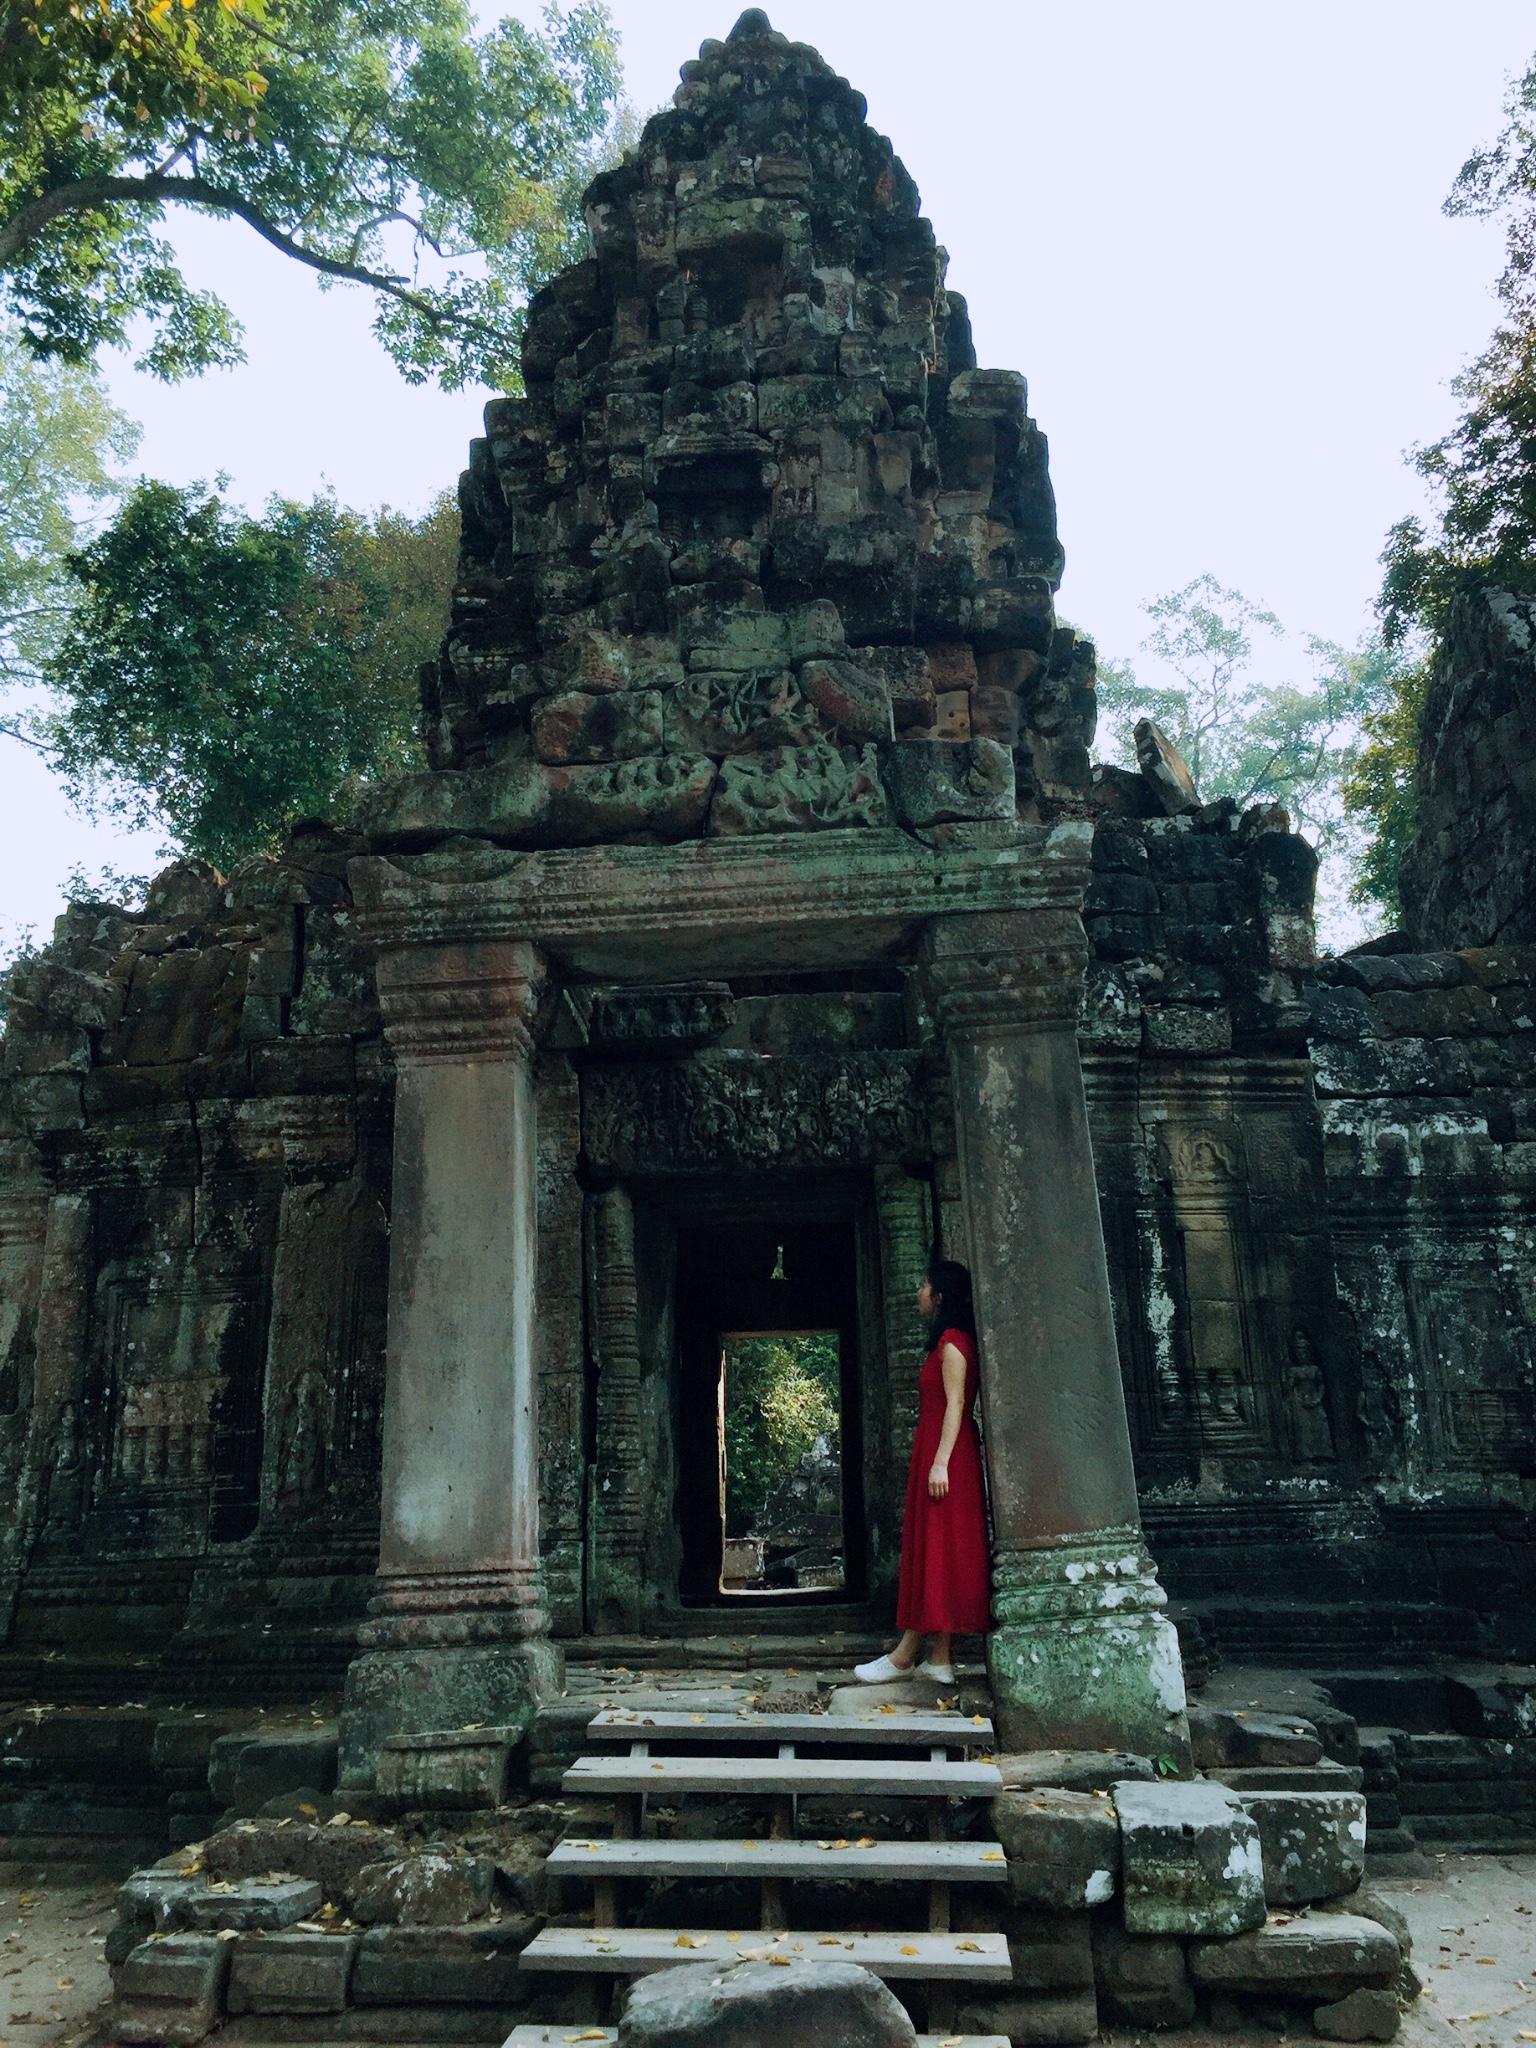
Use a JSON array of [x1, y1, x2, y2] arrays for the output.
[[928, 1341, 969, 1498]]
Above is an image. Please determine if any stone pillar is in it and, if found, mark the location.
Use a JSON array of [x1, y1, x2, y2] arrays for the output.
[[338, 940, 561, 1786], [920, 908, 1189, 1762]]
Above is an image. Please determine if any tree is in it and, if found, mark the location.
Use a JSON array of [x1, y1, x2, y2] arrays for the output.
[[1339, 653, 1430, 922], [43, 479, 457, 866], [722, 1335, 841, 1540], [1377, 55, 1536, 642], [1093, 576, 1395, 853], [0, 323, 139, 701], [1, 0, 621, 386]]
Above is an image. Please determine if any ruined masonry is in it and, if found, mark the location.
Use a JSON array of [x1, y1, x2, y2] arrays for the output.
[[0, 7, 1533, 1826]]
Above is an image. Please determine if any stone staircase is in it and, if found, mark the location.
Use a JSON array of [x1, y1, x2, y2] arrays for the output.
[[517, 1704, 1013, 2039]]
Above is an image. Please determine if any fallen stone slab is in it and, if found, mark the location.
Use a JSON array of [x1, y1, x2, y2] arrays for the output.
[[178, 1874, 324, 1932], [351, 1922, 537, 2004], [1313, 1888, 1412, 1956], [351, 1853, 494, 1925], [1114, 1778, 1265, 1937], [1313, 1985, 1402, 2041], [1238, 1790, 1366, 1904], [209, 1731, 338, 1815], [1207, 1761, 1364, 1792], [204, 1820, 403, 1909], [1186, 1913, 1400, 1997], [377, 1729, 517, 1810], [1189, 1705, 1324, 1769], [110, 1933, 233, 2046], [616, 1958, 917, 2047], [953, 1988, 1098, 2045], [996, 1751, 1154, 1792], [227, 1929, 361, 2013], [1091, 1922, 1195, 2028], [989, 1788, 1119, 1908], [826, 1677, 956, 1714]]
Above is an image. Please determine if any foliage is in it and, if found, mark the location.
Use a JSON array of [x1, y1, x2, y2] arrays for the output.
[[1377, 54, 1536, 643], [1093, 576, 1401, 853], [1339, 652, 1431, 921], [1, 0, 622, 386], [722, 1333, 840, 1540], [43, 478, 456, 866], [0, 324, 139, 701]]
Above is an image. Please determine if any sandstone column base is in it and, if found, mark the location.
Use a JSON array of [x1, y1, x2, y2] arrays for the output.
[[987, 1527, 1191, 1765], [337, 1568, 563, 1788]]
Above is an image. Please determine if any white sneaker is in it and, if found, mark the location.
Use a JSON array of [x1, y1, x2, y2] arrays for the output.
[[853, 1653, 914, 1684], [915, 1660, 955, 1684]]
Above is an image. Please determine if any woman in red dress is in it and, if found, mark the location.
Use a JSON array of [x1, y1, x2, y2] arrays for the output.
[[854, 1259, 991, 1686]]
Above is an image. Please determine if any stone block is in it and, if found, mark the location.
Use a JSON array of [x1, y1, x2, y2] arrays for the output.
[[178, 1874, 324, 1931], [969, 684, 1022, 745], [1190, 1706, 1325, 1768], [997, 1751, 1154, 1793], [111, 1933, 232, 2046], [1114, 1779, 1265, 1937], [377, 1728, 516, 1810], [1239, 1790, 1366, 1904], [1135, 719, 1200, 813], [619, 1958, 917, 2047], [1314, 1890, 1412, 1957], [880, 737, 1014, 827], [800, 659, 895, 740], [116, 1873, 207, 1944], [663, 671, 818, 756], [352, 1852, 494, 1925], [351, 1923, 536, 2004], [1186, 1913, 1399, 1997], [1142, 1003, 1233, 1056], [930, 690, 972, 741], [209, 1730, 338, 1813], [954, 1989, 1098, 2045], [531, 689, 664, 763], [709, 743, 888, 835], [227, 1930, 361, 2013], [990, 1788, 1120, 1908], [1004, 1910, 1095, 1991], [204, 1820, 405, 1912], [1314, 1986, 1401, 2040], [1091, 1922, 1195, 2028]]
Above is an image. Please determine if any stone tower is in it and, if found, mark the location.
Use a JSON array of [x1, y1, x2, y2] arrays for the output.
[[348, 6, 1187, 1768]]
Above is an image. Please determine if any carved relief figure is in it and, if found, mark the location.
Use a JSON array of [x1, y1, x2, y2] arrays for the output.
[[1284, 1327, 1336, 1461], [276, 1368, 329, 1505]]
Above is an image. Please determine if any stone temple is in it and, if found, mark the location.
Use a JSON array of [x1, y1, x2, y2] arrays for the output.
[[2, 12, 1535, 1949]]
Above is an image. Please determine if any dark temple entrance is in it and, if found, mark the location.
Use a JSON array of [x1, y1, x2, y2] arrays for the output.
[[676, 1213, 864, 1606]]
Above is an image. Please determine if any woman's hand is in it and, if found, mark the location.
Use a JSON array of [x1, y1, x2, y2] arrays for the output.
[[928, 1462, 950, 1499]]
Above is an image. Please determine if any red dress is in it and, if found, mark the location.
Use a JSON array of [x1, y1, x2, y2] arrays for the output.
[[896, 1327, 992, 1634]]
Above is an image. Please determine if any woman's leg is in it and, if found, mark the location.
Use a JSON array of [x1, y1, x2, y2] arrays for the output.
[[924, 1631, 953, 1670], [887, 1629, 924, 1669]]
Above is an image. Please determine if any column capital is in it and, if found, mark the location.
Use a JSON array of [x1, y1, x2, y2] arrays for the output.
[[918, 907, 1088, 1037], [374, 938, 545, 1064]]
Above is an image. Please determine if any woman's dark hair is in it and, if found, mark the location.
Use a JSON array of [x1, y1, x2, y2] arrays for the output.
[[926, 1257, 976, 1345]]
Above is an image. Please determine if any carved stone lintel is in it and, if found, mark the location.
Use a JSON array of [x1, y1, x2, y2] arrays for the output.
[[581, 1051, 928, 1176], [375, 939, 543, 1064]]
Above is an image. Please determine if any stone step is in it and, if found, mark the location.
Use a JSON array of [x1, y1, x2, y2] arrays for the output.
[[519, 1927, 1013, 1983], [563, 1756, 1002, 1799], [1206, 1762, 1365, 1792], [548, 1835, 1010, 1883], [506, 2029, 1009, 2047], [588, 1708, 993, 1748]]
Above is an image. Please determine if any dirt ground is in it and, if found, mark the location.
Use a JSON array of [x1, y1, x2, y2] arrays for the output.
[[1, 1852, 1531, 2048]]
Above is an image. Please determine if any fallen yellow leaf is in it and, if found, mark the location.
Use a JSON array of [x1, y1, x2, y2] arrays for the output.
[[769, 1954, 791, 1967], [981, 1851, 1005, 1862], [955, 1941, 983, 1952], [856, 1837, 876, 1849], [900, 1944, 920, 1955], [565, 2032, 607, 2042]]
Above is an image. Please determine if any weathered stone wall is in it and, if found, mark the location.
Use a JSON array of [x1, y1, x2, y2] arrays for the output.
[[1401, 584, 1536, 950]]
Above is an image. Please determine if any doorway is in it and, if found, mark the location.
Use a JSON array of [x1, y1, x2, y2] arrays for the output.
[[676, 1212, 863, 1605]]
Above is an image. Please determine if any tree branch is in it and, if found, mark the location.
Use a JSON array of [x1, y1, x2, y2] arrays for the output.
[[0, 174, 512, 346]]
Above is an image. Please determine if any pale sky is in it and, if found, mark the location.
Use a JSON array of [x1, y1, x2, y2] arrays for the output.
[[3, 1, 1532, 951]]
